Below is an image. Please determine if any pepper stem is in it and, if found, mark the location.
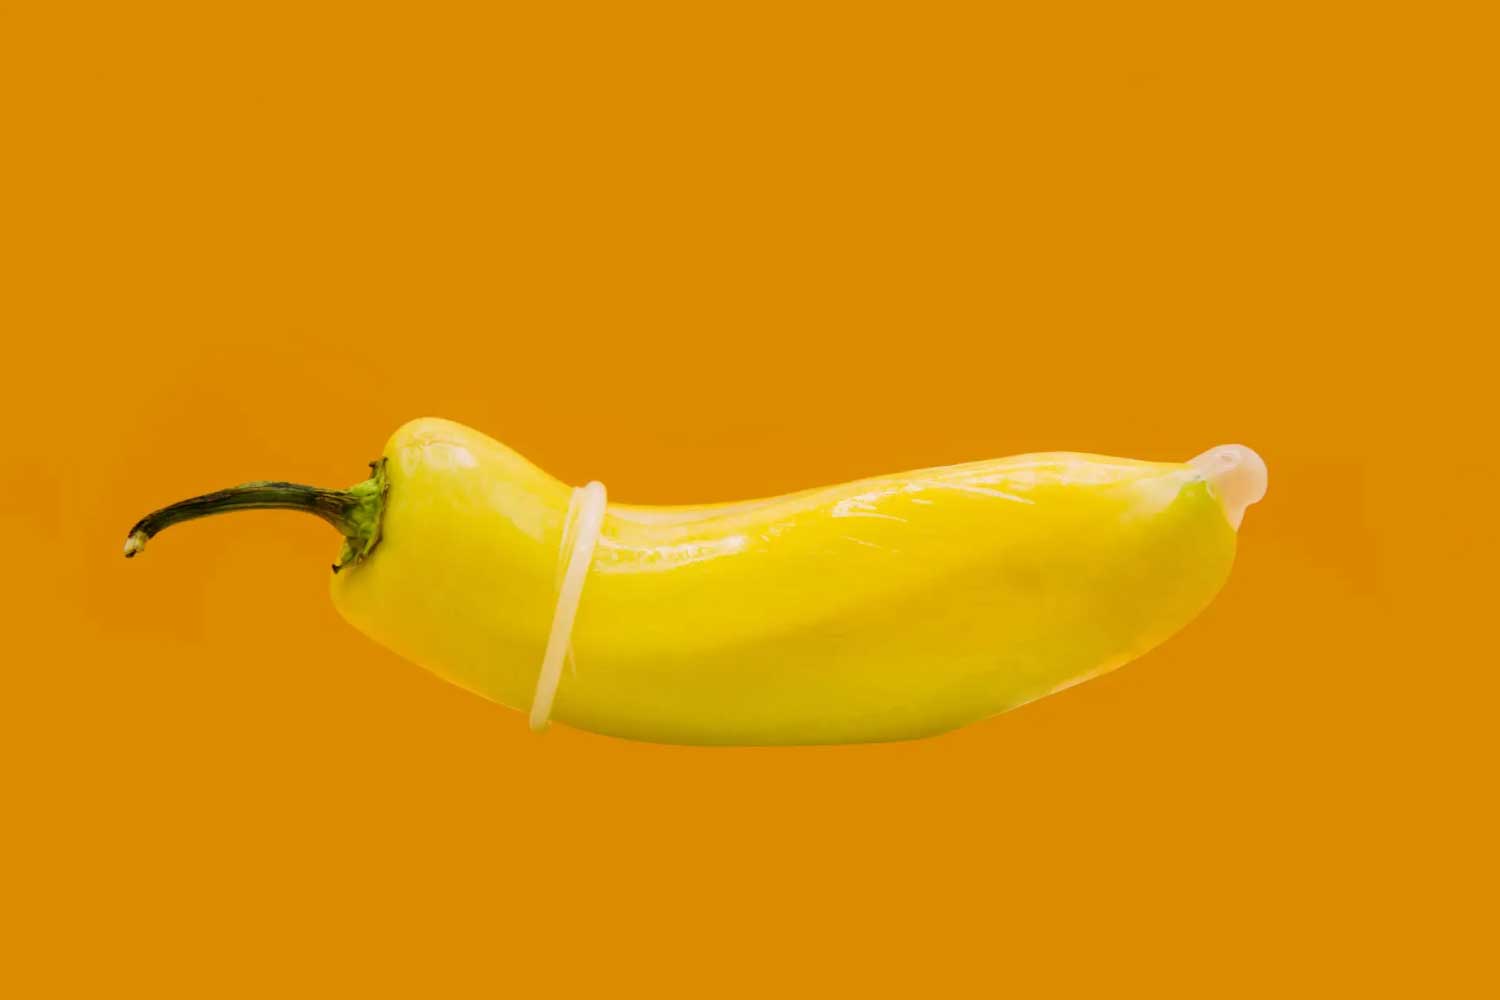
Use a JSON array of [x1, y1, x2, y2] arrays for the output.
[[123, 459, 389, 572]]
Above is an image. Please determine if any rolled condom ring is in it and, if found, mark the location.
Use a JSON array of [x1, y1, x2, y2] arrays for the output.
[[530, 480, 608, 731]]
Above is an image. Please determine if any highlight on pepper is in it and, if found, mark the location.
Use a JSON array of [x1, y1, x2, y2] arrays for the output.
[[124, 418, 1266, 745]]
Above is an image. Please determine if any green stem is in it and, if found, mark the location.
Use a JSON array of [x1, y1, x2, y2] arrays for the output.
[[124, 459, 389, 572]]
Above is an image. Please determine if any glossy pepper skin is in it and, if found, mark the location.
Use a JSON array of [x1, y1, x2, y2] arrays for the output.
[[323, 418, 1250, 745]]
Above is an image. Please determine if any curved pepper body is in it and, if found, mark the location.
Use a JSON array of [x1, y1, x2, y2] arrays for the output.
[[330, 418, 1240, 745]]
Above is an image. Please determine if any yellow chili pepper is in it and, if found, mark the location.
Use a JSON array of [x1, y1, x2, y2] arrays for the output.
[[124, 417, 1266, 745]]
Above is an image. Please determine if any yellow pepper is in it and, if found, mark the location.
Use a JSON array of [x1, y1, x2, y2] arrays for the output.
[[125, 417, 1266, 745]]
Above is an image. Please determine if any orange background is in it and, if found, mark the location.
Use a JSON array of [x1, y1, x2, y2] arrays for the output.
[[2, 3, 1493, 995]]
